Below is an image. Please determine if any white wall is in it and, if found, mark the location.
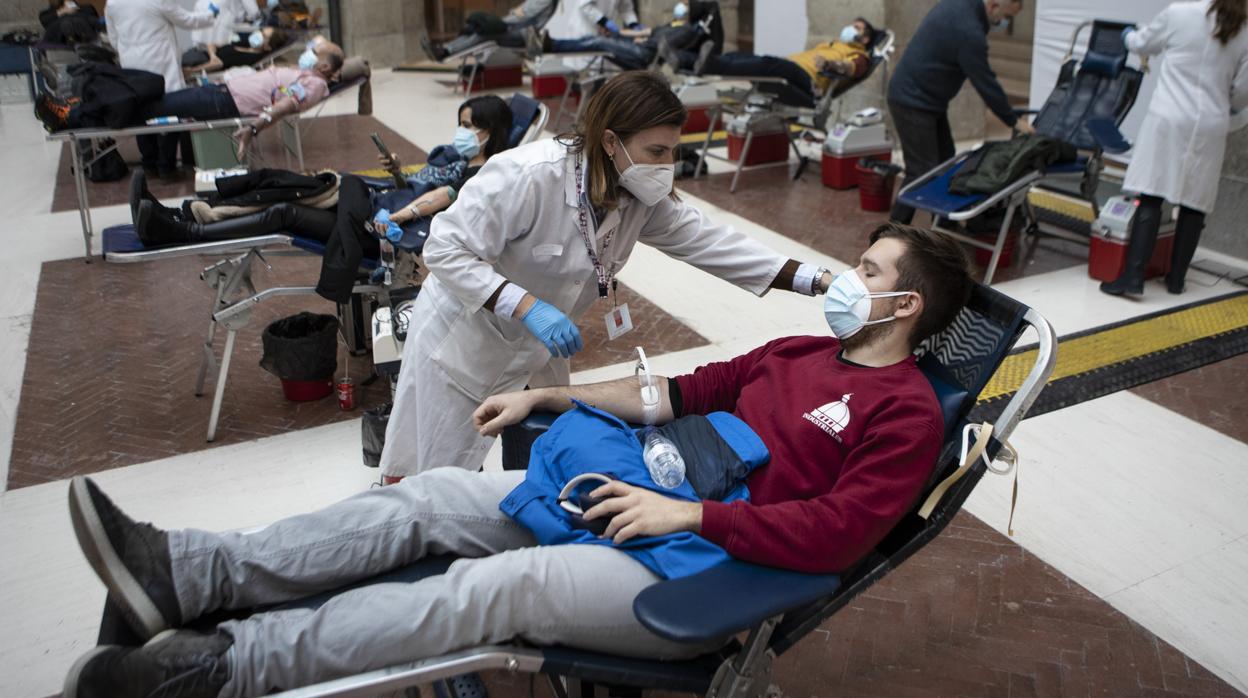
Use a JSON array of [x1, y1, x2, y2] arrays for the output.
[[1029, 0, 1170, 151], [754, 0, 808, 56]]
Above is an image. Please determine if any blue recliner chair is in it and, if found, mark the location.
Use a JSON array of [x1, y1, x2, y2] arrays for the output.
[[894, 19, 1144, 285], [96, 284, 1056, 698]]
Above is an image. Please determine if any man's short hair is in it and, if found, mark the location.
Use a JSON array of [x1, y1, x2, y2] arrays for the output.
[[854, 17, 877, 41], [324, 51, 344, 73], [868, 223, 973, 347]]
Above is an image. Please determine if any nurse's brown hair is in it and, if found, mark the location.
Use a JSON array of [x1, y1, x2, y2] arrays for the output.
[[558, 71, 686, 210], [1210, 0, 1246, 45]]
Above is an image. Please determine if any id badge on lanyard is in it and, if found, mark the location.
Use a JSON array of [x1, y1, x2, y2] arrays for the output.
[[573, 154, 633, 339]]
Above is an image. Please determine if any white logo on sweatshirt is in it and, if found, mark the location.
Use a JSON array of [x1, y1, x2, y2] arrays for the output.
[[802, 393, 853, 442]]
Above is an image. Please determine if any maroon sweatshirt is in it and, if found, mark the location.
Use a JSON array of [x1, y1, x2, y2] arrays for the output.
[[676, 336, 943, 574]]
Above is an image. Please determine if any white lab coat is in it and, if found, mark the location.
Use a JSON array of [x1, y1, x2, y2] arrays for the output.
[[106, 0, 216, 92], [191, 0, 260, 48], [1122, 0, 1248, 213], [378, 138, 788, 478], [546, 0, 637, 39]]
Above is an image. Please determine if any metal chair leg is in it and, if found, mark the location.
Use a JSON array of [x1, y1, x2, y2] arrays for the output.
[[731, 128, 754, 193], [982, 201, 1020, 285], [695, 105, 720, 178], [206, 328, 236, 442]]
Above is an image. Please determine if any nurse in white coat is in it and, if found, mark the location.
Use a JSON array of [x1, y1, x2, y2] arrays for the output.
[[379, 71, 833, 481], [1101, 0, 1248, 297], [106, 0, 219, 177]]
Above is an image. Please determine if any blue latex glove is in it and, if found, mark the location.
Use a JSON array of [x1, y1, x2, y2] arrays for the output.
[[604, 19, 621, 35], [208, 2, 220, 16], [522, 299, 584, 358], [1121, 26, 1134, 47], [374, 208, 403, 242]]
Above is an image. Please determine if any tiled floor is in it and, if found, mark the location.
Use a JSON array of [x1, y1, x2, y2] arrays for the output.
[[2, 69, 1248, 697], [1130, 353, 1248, 445], [7, 255, 706, 489]]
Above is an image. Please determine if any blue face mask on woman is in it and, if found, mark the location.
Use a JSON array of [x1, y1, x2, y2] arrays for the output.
[[453, 126, 486, 158], [248, 32, 265, 49], [823, 269, 911, 339], [839, 25, 860, 44], [298, 48, 318, 71]]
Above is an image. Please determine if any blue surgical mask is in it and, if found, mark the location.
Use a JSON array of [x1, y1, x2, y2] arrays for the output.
[[298, 48, 317, 71], [839, 25, 860, 44], [673, 2, 688, 19], [248, 32, 264, 49], [823, 269, 910, 339], [453, 126, 485, 158], [266, 0, 279, 9]]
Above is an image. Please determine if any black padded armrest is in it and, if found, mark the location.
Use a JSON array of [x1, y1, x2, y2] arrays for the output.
[[633, 560, 840, 644]]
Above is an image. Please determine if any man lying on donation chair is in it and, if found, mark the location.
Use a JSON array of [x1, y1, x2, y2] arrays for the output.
[[676, 17, 873, 108], [63, 223, 973, 698], [129, 94, 513, 302], [35, 35, 344, 144], [527, 1, 722, 71]]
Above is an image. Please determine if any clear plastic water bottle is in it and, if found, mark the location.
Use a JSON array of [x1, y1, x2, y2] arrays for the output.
[[642, 427, 686, 489]]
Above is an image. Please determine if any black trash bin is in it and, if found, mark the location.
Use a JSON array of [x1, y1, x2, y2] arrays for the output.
[[259, 312, 339, 401]]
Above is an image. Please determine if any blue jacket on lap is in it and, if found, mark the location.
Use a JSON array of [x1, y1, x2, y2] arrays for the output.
[[499, 401, 769, 580]]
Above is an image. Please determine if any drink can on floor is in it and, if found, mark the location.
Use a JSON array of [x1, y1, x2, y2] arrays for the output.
[[337, 377, 355, 411]]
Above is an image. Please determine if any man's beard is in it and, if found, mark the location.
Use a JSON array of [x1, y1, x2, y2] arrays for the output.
[[839, 318, 895, 352], [838, 298, 899, 352]]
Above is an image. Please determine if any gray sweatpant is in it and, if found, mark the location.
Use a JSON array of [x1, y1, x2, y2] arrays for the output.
[[167, 468, 708, 697]]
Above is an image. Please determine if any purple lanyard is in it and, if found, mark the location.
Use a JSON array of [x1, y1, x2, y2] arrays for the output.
[[573, 154, 615, 298]]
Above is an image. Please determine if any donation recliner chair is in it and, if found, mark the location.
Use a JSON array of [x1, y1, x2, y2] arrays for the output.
[[894, 19, 1145, 284], [97, 284, 1057, 698], [692, 27, 896, 193]]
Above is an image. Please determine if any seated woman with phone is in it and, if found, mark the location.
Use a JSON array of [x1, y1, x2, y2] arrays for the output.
[[128, 95, 514, 262]]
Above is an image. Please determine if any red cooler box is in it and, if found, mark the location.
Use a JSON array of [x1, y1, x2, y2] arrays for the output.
[[726, 116, 790, 166], [823, 148, 891, 189], [821, 119, 894, 189], [1088, 231, 1174, 282], [531, 73, 570, 98], [461, 63, 522, 91], [683, 105, 713, 134]]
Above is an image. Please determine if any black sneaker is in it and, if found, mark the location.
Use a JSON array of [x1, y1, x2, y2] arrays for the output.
[[63, 630, 232, 698], [34, 92, 71, 133], [68, 477, 182, 640], [421, 34, 448, 62]]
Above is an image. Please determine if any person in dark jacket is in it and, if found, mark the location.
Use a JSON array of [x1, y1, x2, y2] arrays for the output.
[[888, 0, 1035, 224], [39, 0, 101, 45], [63, 224, 972, 698]]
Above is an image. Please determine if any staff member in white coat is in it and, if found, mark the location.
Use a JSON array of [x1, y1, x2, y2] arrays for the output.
[[191, 0, 261, 49], [1101, 0, 1248, 297], [379, 71, 833, 482], [106, 0, 220, 179]]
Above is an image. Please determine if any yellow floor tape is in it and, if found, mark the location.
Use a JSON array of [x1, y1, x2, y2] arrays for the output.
[[1027, 188, 1095, 224], [350, 163, 426, 179], [980, 293, 1248, 402]]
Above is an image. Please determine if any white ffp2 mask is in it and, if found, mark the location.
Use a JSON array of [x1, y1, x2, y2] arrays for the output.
[[612, 138, 674, 207]]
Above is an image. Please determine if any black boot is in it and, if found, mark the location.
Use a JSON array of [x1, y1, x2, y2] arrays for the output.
[[129, 171, 179, 223], [1165, 207, 1205, 294], [1100, 197, 1161, 297], [134, 201, 197, 248]]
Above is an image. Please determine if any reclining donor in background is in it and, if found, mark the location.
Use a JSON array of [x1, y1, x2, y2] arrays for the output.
[[679, 16, 874, 108], [63, 223, 973, 698]]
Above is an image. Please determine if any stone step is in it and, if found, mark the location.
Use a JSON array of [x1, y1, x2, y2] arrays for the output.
[[991, 55, 1032, 83], [989, 35, 1034, 61]]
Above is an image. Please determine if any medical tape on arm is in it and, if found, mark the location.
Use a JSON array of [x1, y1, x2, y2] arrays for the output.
[[635, 347, 661, 425], [918, 422, 1020, 535]]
